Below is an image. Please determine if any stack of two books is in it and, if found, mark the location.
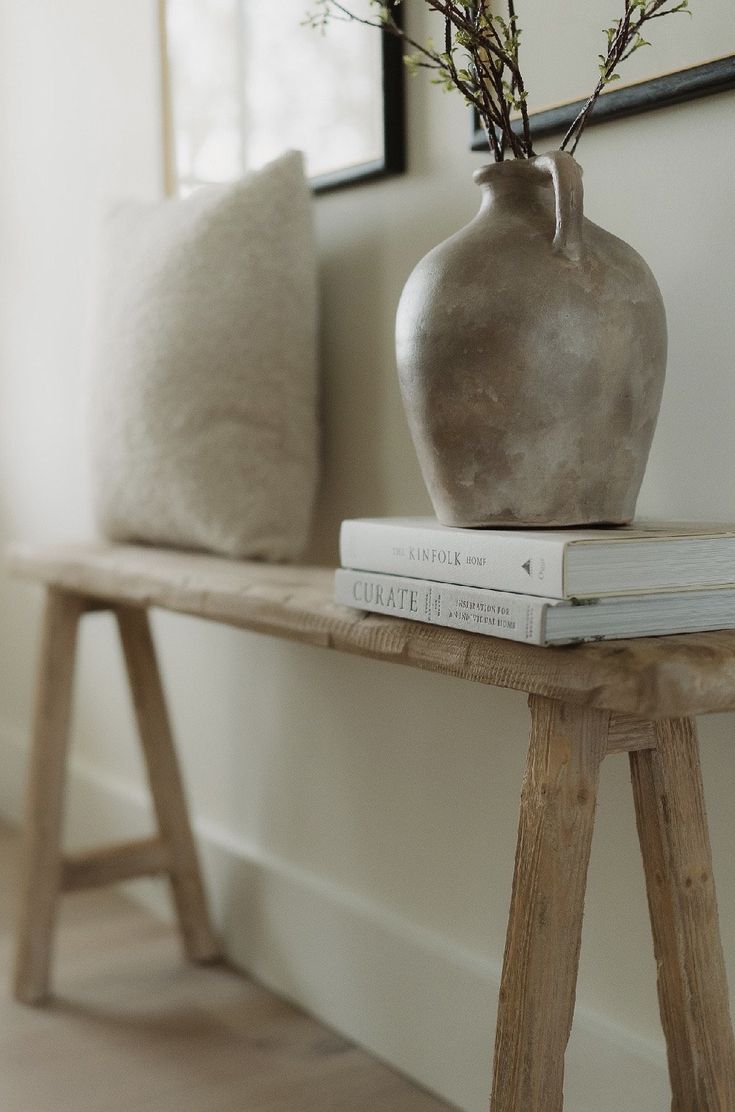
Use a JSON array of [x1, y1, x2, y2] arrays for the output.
[[335, 518, 735, 646]]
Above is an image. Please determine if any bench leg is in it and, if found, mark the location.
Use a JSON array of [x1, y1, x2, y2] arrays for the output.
[[490, 695, 610, 1112], [14, 589, 85, 1004], [115, 605, 220, 964], [14, 594, 219, 1005], [630, 717, 735, 1111]]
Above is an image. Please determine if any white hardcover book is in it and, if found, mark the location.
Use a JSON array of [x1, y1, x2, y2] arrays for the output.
[[335, 569, 735, 647], [335, 568, 551, 644], [339, 517, 735, 600]]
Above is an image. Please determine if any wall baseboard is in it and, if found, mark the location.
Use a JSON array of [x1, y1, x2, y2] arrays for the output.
[[0, 722, 668, 1111]]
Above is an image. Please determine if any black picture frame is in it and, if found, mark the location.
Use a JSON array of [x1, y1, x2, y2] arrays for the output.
[[471, 56, 735, 153], [163, 0, 406, 197], [312, 6, 406, 193]]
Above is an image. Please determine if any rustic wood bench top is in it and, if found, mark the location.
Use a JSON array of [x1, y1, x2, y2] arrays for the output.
[[10, 541, 735, 720]]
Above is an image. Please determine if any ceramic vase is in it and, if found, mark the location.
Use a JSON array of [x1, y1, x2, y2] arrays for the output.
[[395, 151, 667, 527]]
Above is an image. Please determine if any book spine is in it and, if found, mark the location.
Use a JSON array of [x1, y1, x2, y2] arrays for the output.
[[340, 521, 567, 598], [334, 569, 551, 645]]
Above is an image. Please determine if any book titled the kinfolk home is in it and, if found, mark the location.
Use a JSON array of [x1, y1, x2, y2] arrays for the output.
[[339, 518, 735, 600]]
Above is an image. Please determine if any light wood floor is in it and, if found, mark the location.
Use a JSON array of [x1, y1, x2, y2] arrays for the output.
[[0, 825, 454, 1111]]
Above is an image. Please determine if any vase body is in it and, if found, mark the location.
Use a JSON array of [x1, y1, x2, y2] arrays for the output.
[[395, 153, 667, 527]]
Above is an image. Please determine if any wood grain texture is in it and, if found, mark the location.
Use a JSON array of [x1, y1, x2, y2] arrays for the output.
[[14, 589, 86, 1004], [116, 605, 220, 964], [10, 541, 735, 719], [607, 713, 657, 754], [61, 837, 170, 892], [490, 696, 610, 1112], [630, 718, 735, 1111]]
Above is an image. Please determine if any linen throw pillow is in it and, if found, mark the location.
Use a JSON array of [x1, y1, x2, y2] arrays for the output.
[[88, 150, 319, 560]]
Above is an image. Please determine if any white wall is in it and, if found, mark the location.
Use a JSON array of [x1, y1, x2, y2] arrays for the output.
[[0, 3, 734, 1110]]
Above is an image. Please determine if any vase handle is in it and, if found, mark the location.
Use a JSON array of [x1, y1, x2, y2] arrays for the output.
[[533, 151, 584, 262]]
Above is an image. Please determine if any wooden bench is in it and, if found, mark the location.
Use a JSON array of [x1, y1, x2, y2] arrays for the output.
[[9, 541, 735, 1112]]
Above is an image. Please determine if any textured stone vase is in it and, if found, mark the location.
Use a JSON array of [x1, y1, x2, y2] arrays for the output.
[[395, 152, 667, 527]]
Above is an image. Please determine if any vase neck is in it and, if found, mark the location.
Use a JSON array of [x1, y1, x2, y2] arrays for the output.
[[474, 160, 553, 213]]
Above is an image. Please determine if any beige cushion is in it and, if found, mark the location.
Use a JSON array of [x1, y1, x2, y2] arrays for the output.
[[88, 151, 319, 560]]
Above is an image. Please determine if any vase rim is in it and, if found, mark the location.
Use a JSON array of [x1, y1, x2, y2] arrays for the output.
[[473, 159, 552, 189]]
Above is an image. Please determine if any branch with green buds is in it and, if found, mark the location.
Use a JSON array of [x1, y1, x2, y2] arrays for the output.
[[560, 0, 692, 154], [304, 0, 694, 161]]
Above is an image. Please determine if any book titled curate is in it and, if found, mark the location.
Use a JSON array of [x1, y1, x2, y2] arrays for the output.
[[339, 517, 735, 600], [334, 569, 735, 647]]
